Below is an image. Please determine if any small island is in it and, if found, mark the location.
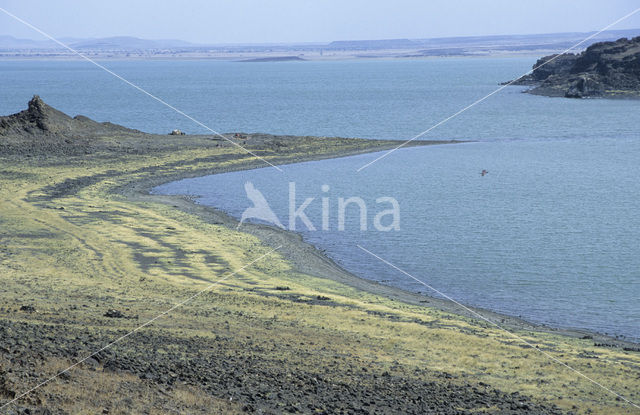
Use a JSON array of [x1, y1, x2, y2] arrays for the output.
[[509, 36, 640, 98], [239, 55, 306, 62]]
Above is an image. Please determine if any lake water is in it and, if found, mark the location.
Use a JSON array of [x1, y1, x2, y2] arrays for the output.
[[2, 58, 639, 340]]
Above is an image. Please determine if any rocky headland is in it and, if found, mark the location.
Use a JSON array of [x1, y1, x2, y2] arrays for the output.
[[509, 36, 640, 98]]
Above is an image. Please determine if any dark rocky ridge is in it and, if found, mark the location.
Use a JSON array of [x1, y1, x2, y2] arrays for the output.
[[509, 36, 640, 98], [0, 95, 139, 138], [0, 96, 450, 160], [0, 96, 157, 157]]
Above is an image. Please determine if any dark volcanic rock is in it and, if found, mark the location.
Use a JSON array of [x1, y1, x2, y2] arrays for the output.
[[508, 36, 640, 98], [18, 305, 36, 313], [512, 53, 579, 85], [0, 95, 140, 139], [0, 319, 570, 414], [103, 309, 126, 318], [0, 96, 166, 157]]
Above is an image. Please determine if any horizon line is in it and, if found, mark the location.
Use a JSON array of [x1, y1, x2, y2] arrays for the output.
[[2, 27, 640, 48]]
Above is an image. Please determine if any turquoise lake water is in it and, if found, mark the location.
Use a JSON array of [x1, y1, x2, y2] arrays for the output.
[[2, 58, 639, 340]]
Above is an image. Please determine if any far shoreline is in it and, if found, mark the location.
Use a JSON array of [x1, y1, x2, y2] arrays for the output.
[[122, 144, 640, 349], [0, 52, 545, 62]]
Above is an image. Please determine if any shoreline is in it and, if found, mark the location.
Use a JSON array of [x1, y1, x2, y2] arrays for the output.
[[3, 97, 639, 412], [0, 52, 547, 62], [122, 145, 640, 349]]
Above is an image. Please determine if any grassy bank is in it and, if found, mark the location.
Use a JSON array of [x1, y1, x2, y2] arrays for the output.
[[0, 120, 639, 413]]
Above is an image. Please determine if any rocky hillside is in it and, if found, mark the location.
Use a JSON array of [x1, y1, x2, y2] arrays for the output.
[[509, 36, 640, 98]]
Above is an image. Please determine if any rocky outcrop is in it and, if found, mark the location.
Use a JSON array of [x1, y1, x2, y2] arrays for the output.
[[0, 95, 140, 138], [0, 96, 153, 157], [508, 36, 640, 98]]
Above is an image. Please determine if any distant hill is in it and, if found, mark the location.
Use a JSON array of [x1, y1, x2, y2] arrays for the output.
[[415, 29, 640, 47], [0, 35, 57, 49], [3, 29, 640, 59], [68, 36, 194, 50], [327, 38, 418, 50], [0, 35, 194, 50], [407, 29, 640, 57]]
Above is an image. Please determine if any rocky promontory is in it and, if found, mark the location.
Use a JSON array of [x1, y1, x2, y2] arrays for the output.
[[509, 36, 640, 98]]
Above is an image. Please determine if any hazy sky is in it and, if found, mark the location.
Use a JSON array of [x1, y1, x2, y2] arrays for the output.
[[2, 0, 640, 44]]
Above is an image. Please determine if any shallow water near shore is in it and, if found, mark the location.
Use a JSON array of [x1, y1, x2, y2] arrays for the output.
[[2, 57, 639, 341], [156, 138, 640, 342]]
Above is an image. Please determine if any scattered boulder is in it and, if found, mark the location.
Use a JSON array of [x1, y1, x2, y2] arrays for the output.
[[12, 407, 52, 415], [19, 305, 36, 313], [103, 309, 126, 318]]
